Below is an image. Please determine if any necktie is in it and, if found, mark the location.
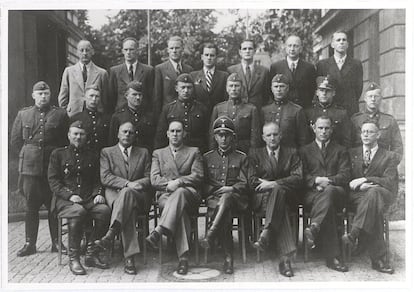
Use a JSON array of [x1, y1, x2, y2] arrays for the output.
[[291, 62, 296, 74], [176, 63, 182, 75], [128, 64, 134, 81], [206, 70, 213, 92], [123, 148, 129, 170], [337, 58, 344, 70], [321, 142, 327, 158], [245, 65, 252, 85], [364, 149, 371, 167], [82, 64, 87, 83]]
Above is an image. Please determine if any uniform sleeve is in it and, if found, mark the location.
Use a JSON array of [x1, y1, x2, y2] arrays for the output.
[[153, 66, 163, 116], [100, 70, 110, 114], [247, 149, 260, 191], [146, 66, 155, 112], [340, 112, 353, 148], [208, 106, 219, 150], [250, 106, 260, 148], [48, 150, 74, 201], [390, 118, 404, 162], [108, 114, 120, 146], [153, 106, 168, 149], [58, 112, 70, 147], [10, 111, 23, 155], [107, 68, 118, 114], [354, 60, 363, 102], [58, 68, 69, 109], [296, 108, 311, 146], [232, 155, 248, 195]]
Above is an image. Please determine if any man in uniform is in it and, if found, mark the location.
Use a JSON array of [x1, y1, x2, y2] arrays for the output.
[[261, 74, 310, 148], [48, 121, 111, 275], [154, 73, 208, 152], [154, 36, 193, 116], [146, 120, 204, 275], [316, 31, 363, 116], [305, 76, 352, 148], [11, 81, 69, 257], [300, 116, 350, 272], [343, 120, 398, 274], [109, 81, 155, 151], [108, 37, 154, 113], [58, 40, 108, 117], [201, 116, 249, 274], [270, 35, 316, 108], [249, 122, 302, 277], [95, 122, 153, 275], [190, 42, 229, 114], [227, 39, 270, 110], [351, 82, 403, 162], [70, 85, 110, 152], [209, 73, 260, 154]]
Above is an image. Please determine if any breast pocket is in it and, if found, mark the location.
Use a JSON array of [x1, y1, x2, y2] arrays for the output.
[[228, 164, 240, 178], [238, 114, 251, 130], [22, 124, 32, 139], [263, 111, 277, 123], [207, 164, 219, 179]]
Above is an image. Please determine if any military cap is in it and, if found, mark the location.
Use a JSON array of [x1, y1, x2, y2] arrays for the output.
[[271, 74, 289, 84], [126, 80, 143, 92], [176, 73, 194, 84], [69, 120, 87, 132], [213, 116, 235, 134], [316, 75, 335, 90], [365, 81, 381, 93], [32, 81, 50, 91], [227, 73, 242, 83]]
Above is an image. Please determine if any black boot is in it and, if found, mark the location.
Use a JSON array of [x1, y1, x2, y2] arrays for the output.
[[17, 210, 39, 257], [17, 241, 36, 257], [84, 241, 109, 269], [68, 218, 86, 275]]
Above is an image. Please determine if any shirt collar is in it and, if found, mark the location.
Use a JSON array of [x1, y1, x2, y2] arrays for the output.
[[169, 144, 183, 154], [125, 60, 138, 71], [218, 146, 232, 157], [241, 61, 253, 73], [286, 57, 299, 67], [79, 61, 92, 71], [363, 144, 379, 158], [203, 66, 215, 76], [334, 54, 347, 64], [169, 59, 182, 70], [118, 143, 132, 156], [266, 146, 280, 157], [315, 139, 330, 149]]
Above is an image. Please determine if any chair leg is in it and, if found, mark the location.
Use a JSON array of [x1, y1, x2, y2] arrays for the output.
[[143, 217, 148, 265], [194, 217, 199, 265], [254, 215, 260, 263], [385, 216, 390, 266], [303, 213, 308, 262], [240, 216, 246, 264], [58, 217, 62, 265], [159, 234, 163, 264]]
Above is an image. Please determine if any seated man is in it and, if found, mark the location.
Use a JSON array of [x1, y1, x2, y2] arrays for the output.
[[48, 121, 111, 275], [95, 122, 153, 275], [146, 120, 204, 275], [201, 116, 249, 274], [300, 116, 350, 272], [343, 120, 398, 274], [249, 122, 303, 277]]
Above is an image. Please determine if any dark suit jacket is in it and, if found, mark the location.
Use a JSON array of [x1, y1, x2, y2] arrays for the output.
[[227, 63, 270, 110], [108, 62, 154, 113], [316, 56, 363, 115], [153, 60, 193, 115], [270, 59, 316, 108], [190, 69, 229, 114]]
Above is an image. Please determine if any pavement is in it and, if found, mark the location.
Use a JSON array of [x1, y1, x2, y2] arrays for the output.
[[7, 218, 405, 284]]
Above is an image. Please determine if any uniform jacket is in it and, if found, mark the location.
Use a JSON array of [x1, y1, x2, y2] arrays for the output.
[[150, 145, 204, 199], [270, 58, 317, 108], [10, 105, 69, 176], [108, 62, 154, 113], [316, 56, 363, 116], [153, 60, 193, 115], [58, 62, 109, 117], [227, 63, 271, 110]]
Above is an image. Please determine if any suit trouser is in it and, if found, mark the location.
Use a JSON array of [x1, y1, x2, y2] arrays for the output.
[[158, 187, 200, 258], [350, 187, 394, 260], [305, 185, 346, 259]]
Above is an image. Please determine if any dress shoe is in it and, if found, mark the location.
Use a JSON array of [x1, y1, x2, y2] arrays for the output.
[[252, 236, 267, 252], [326, 257, 349, 272], [200, 230, 214, 249], [84, 242, 109, 269], [342, 233, 356, 249], [371, 258, 394, 274], [124, 257, 137, 275], [51, 239, 68, 255], [145, 231, 161, 250], [17, 242, 36, 257], [69, 248, 86, 275], [94, 228, 116, 250], [279, 259, 294, 277], [223, 257, 234, 274], [177, 260, 189, 275], [304, 225, 318, 250]]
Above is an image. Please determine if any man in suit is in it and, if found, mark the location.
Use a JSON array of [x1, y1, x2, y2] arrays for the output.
[[227, 39, 270, 110], [109, 81, 155, 150], [300, 116, 350, 272], [70, 86, 111, 152], [343, 120, 398, 274], [261, 74, 310, 148], [351, 82, 403, 162], [108, 37, 154, 113], [154, 36, 193, 116], [305, 76, 352, 148], [201, 116, 249, 274], [249, 122, 303, 277], [95, 122, 153, 275], [48, 121, 111, 275], [270, 35, 316, 108], [316, 31, 363, 116], [146, 120, 204, 275], [58, 40, 109, 117], [209, 73, 260, 154], [10, 81, 69, 257], [190, 42, 229, 115]]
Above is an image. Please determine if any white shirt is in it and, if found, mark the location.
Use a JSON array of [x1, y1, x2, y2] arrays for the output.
[[203, 66, 215, 77], [315, 139, 330, 150], [286, 58, 299, 71], [334, 54, 347, 68], [363, 144, 379, 161], [169, 144, 183, 158], [169, 59, 182, 73], [79, 61, 92, 73], [241, 61, 254, 76], [118, 144, 132, 160], [125, 61, 138, 75]]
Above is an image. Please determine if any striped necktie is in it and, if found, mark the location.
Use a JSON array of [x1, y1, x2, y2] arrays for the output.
[[82, 64, 87, 83], [206, 70, 213, 92], [128, 64, 134, 81], [123, 148, 129, 171]]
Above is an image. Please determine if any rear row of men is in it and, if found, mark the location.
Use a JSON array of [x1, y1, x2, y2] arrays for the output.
[[11, 79, 400, 278]]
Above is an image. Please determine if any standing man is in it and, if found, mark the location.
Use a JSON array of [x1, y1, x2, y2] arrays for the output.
[[249, 122, 303, 277], [48, 121, 111, 275], [190, 42, 229, 114], [146, 120, 204, 275], [154, 36, 193, 116], [261, 74, 310, 148], [300, 116, 350, 272], [11, 81, 69, 257], [201, 116, 249, 274], [316, 31, 363, 116], [305, 76, 352, 148], [96, 122, 153, 275], [351, 82, 403, 162], [108, 37, 154, 113], [209, 73, 260, 154], [58, 40, 109, 117], [154, 73, 208, 151], [270, 35, 316, 108], [227, 39, 270, 110], [343, 120, 398, 274]]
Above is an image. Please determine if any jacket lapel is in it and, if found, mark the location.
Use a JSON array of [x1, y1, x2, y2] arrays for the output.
[[86, 63, 100, 87], [120, 64, 131, 84], [236, 64, 248, 92], [329, 57, 341, 77], [260, 148, 275, 178], [73, 64, 85, 90], [113, 146, 128, 178], [174, 146, 191, 171], [128, 146, 139, 180], [164, 147, 180, 176], [366, 147, 385, 175], [340, 56, 352, 76], [283, 59, 295, 81], [312, 141, 326, 165], [249, 65, 262, 89], [135, 63, 144, 82], [166, 61, 179, 79]]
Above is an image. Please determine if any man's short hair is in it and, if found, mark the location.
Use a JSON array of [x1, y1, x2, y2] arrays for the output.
[[315, 115, 333, 125], [200, 42, 218, 54], [85, 85, 100, 93], [285, 35, 302, 45], [168, 36, 184, 46], [331, 30, 348, 40], [122, 37, 139, 47], [77, 39, 93, 49], [240, 39, 256, 49], [168, 119, 185, 130], [262, 121, 280, 133], [118, 121, 137, 133], [361, 119, 380, 130]]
